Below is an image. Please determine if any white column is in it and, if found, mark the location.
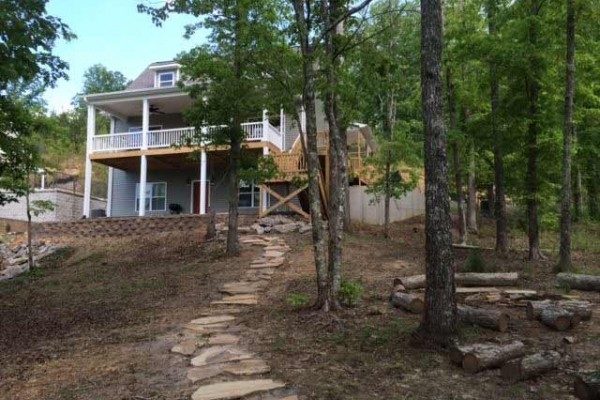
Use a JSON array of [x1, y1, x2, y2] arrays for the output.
[[262, 109, 269, 142], [200, 150, 207, 215], [142, 98, 149, 150], [280, 106, 286, 150], [139, 155, 147, 217], [83, 104, 95, 218], [40, 173, 46, 190], [261, 146, 269, 212], [106, 116, 115, 217]]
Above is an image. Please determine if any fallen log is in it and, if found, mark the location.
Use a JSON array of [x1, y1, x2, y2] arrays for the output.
[[540, 307, 580, 331], [574, 372, 600, 400], [390, 292, 424, 314], [461, 340, 526, 373], [393, 283, 406, 293], [557, 273, 600, 292], [527, 300, 592, 321], [455, 272, 519, 287], [458, 305, 509, 332], [395, 272, 519, 290], [501, 351, 560, 381], [394, 275, 426, 290], [450, 342, 499, 365]]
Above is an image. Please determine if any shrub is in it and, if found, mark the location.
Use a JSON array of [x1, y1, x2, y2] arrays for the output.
[[285, 293, 310, 308], [339, 279, 364, 307], [465, 248, 485, 273]]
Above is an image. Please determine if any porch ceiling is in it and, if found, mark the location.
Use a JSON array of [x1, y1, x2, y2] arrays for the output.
[[95, 93, 192, 119], [92, 150, 235, 172]]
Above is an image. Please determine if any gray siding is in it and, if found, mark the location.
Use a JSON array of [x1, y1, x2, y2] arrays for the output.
[[283, 99, 328, 151], [110, 164, 259, 216]]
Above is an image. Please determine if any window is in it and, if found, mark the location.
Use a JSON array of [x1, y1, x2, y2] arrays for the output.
[[135, 182, 167, 212], [239, 181, 260, 208], [157, 71, 175, 88]]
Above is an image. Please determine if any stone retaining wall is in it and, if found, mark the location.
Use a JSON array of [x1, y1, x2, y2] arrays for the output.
[[34, 214, 210, 240]]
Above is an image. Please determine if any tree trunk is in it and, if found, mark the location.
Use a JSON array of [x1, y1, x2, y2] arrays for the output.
[[487, 0, 508, 253], [573, 165, 583, 221], [526, 0, 542, 261], [558, 0, 576, 272], [574, 372, 600, 400], [467, 144, 478, 234], [292, 0, 328, 310], [26, 190, 34, 269], [526, 300, 592, 321], [458, 304, 509, 332], [501, 351, 560, 381], [323, 0, 346, 311], [226, 135, 241, 257], [453, 141, 467, 244], [450, 341, 524, 366], [556, 273, 600, 292], [447, 66, 466, 245], [462, 340, 526, 373], [416, 0, 458, 346], [383, 93, 395, 239], [390, 292, 424, 314]]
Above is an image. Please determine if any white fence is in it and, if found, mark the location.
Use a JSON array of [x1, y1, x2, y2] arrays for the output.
[[349, 186, 425, 225]]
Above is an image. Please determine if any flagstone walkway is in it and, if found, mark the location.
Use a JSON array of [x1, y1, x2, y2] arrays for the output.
[[169, 235, 298, 400]]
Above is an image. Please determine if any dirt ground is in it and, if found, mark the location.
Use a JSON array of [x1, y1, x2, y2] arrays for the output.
[[0, 217, 599, 400]]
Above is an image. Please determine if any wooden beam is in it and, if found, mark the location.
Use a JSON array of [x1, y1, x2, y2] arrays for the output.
[[260, 184, 309, 219]]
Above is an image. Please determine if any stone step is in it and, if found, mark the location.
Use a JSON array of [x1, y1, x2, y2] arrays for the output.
[[208, 334, 241, 346], [191, 379, 286, 400], [171, 338, 206, 355], [212, 295, 259, 305], [190, 315, 237, 325], [187, 359, 271, 383], [191, 345, 254, 367]]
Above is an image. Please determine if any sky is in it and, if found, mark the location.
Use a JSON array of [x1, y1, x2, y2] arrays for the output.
[[43, 0, 206, 113]]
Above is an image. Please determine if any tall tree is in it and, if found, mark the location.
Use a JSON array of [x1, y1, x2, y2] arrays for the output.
[[417, 0, 457, 345], [557, 0, 576, 271], [139, 0, 278, 256], [487, 0, 509, 253]]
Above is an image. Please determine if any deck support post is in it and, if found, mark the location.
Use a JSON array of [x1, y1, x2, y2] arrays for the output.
[[106, 116, 115, 217], [200, 149, 207, 214], [83, 104, 95, 218], [261, 147, 270, 213], [139, 155, 147, 217]]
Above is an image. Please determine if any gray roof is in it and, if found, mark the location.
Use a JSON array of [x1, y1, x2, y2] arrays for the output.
[[127, 60, 178, 90]]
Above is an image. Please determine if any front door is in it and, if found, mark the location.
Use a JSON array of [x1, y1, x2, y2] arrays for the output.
[[192, 181, 210, 214]]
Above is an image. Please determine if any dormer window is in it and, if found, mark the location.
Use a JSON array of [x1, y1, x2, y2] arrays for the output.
[[157, 71, 175, 88]]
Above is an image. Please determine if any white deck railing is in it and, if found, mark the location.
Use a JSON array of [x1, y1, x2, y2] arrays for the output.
[[91, 122, 283, 153]]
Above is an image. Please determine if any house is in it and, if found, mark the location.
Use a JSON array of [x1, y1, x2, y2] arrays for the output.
[[82, 61, 424, 222]]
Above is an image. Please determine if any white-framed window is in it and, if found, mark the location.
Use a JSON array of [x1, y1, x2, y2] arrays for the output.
[[239, 181, 260, 208], [135, 182, 167, 212], [157, 71, 175, 88]]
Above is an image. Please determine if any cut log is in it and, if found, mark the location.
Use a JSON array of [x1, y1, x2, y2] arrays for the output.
[[393, 283, 406, 293], [540, 307, 580, 331], [462, 340, 526, 373], [395, 275, 426, 290], [458, 305, 509, 332], [455, 272, 519, 287], [450, 342, 499, 365], [574, 372, 600, 400], [395, 272, 519, 290], [527, 300, 592, 321], [557, 273, 600, 292], [501, 351, 560, 381], [390, 292, 424, 314]]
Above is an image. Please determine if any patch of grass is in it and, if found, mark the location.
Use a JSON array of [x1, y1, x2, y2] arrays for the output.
[[120, 277, 168, 295], [354, 319, 418, 349], [39, 246, 76, 268], [339, 279, 364, 307], [285, 293, 311, 308]]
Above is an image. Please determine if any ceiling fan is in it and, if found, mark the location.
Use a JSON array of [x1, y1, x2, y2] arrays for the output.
[[149, 104, 165, 115]]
